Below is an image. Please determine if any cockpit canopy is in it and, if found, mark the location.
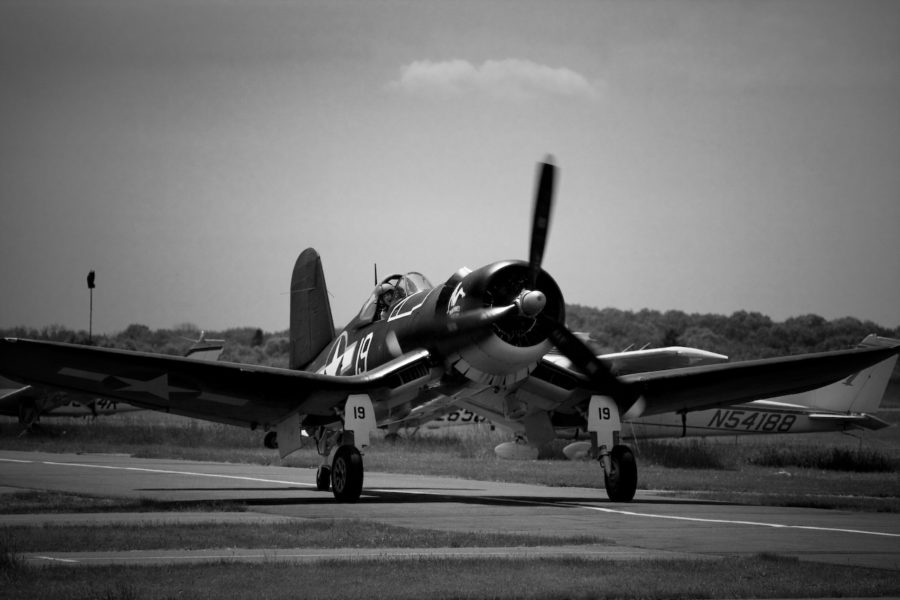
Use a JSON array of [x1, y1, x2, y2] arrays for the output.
[[358, 272, 433, 322]]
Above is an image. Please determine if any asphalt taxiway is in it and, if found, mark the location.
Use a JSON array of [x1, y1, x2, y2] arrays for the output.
[[1, 450, 898, 570]]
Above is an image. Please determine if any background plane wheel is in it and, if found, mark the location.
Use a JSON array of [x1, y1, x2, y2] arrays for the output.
[[604, 444, 637, 502], [331, 445, 363, 503], [316, 465, 331, 491]]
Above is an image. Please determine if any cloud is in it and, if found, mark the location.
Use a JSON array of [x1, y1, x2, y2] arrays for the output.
[[390, 59, 601, 100]]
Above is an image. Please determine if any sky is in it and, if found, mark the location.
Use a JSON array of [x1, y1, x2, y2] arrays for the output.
[[2, 0, 899, 335]]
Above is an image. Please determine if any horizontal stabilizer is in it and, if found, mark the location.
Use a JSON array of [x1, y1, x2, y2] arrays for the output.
[[807, 412, 892, 431]]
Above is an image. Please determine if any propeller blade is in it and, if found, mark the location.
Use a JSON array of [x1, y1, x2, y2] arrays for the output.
[[528, 159, 555, 290], [538, 314, 634, 407]]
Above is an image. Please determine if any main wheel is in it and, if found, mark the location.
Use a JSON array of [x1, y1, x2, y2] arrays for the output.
[[316, 465, 331, 491], [604, 444, 637, 502], [331, 445, 363, 503]]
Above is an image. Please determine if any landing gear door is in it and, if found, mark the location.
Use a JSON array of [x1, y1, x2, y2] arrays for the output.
[[345, 394, 376, 449], [275, 411, 305, 459], [588, 395, 621, 450]]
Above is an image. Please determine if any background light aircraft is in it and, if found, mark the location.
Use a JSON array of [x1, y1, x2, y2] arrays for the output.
[[397, 337, 897, 459], [0, 375, 141, 426], [0, 333, 225, 428], [2, 159, 898, 503], [607, 337, 895, 439]]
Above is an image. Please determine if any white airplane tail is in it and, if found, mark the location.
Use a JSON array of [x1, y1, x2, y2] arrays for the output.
[[757, 335, 898, 415], [815, 335, 897, 413]]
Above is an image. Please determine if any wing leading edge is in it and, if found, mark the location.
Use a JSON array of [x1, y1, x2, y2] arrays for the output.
[[529, 339, 899, 419], [0, 338, 431, 429], [621, 342, 900, 418]]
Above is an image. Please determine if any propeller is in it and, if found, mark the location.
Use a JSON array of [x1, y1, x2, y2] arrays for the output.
[[523, 159, 636, 408], [403, 157, 634, 408]]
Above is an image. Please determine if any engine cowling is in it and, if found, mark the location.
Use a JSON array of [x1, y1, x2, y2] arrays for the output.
[[443, 260, 564, 387]]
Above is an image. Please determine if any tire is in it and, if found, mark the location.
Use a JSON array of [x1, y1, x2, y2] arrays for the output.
[[331, 445, 363, 503], [316, 465, 331, 491], [604, 444, 637, 502]]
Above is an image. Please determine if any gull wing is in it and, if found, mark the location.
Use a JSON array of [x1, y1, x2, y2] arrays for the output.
[[527, 341, 899, 419], [619, 342, 900, 417], [0, 338, 431, 429]]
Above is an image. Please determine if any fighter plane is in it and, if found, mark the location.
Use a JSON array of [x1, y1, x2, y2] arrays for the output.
[[2, 159, 898, 503]]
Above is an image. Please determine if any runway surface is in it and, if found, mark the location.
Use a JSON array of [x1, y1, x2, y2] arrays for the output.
[[2, 450, 898, 570]]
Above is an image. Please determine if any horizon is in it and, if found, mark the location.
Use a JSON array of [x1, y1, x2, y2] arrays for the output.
[[4, 302, 897, 338]]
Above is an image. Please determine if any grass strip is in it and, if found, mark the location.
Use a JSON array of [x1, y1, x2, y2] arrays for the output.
[[4, 555, 900, 600], [0, 490, 246, 514], [0, 520, 607, 553]]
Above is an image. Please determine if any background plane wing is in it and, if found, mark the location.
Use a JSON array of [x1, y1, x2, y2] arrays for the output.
[[618, 342, 900, 417], [0, 376, 34, 417], [0, 338, 431, 429]]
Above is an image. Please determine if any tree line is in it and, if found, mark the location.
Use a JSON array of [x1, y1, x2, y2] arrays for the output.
[[4, 305, 899, 380], [566, 306, 899, 360]]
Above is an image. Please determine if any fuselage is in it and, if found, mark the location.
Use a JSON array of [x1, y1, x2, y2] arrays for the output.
[[306, 260, 566, 427]]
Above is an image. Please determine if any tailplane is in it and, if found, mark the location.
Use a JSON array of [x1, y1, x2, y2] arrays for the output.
[[183, 330, 225, 362], [290, 248, 335, 370]]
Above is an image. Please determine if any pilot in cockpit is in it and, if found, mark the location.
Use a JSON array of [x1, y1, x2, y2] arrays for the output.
[[358, 274, 422, 324], [376, 282, 406, 320]]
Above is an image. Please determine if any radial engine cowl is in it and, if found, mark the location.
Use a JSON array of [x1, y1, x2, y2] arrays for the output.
[[445, 260, 564, 387]]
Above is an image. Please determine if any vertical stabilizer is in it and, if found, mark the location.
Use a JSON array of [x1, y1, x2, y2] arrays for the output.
[[797, 335, 899, 413], [840, 335, 899, 413], [290, 248, 335, 370]]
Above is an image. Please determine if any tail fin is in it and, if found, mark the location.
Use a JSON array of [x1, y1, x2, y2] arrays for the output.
[[290, 248, 335, 370], [843, 335, 900, 413], [801, 335, 899, 413]]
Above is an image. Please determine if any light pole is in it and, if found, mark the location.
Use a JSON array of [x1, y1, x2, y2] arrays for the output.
[[87, 270, 95, 343]]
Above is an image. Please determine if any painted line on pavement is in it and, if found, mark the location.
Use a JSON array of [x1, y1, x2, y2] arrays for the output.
[[34, 555, 80, 563], [40, 459, 317, 488], [6, 456, 899, 539], [572, 504, 900, 538]]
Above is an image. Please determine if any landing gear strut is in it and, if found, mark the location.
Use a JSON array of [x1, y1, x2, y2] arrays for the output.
[[313, 395, 375, 503], [315, 465, 331, 491], [588, 395, 637, 502]]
